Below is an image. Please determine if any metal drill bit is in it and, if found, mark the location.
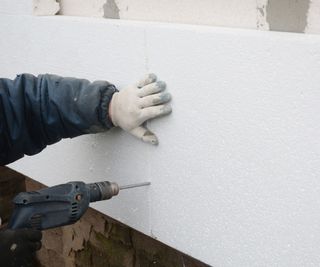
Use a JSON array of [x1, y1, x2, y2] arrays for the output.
[[119, 182, 151, 190]]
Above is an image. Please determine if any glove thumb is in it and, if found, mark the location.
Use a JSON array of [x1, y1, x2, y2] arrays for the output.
[[129, 126, 159, 145]]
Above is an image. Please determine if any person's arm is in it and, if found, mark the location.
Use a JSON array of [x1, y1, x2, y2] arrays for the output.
[[0, 73, 117, 165], [0, 73, 172, 165]]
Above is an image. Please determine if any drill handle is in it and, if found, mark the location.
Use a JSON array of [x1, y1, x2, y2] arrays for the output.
[[8, 182, 90, 230]]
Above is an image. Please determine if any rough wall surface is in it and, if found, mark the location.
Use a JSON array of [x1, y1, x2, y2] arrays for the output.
[[33, 0, 60, 16], [266, 0, 310, 33], [57, 0, 320, 34], [2, 14, 320, 266], [5, 1, 320, 34], [0, 167, 25, 223]]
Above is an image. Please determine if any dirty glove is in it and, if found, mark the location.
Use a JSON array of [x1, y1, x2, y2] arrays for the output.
[[109, 73, 172, 145], [0, 228, 42, 267]]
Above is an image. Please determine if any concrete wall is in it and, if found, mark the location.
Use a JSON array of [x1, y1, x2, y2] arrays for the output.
[[2, 11, 320, 266], [30, 0, 320, 34]]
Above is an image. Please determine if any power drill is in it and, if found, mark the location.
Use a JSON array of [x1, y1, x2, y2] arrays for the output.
[[7, 181, 150, 230]]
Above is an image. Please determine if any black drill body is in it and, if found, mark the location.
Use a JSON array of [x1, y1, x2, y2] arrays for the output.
[[7, 181, 119, 230]]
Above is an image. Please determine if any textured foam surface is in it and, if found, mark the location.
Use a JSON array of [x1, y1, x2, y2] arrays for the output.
[[2, 14, 320, 266]]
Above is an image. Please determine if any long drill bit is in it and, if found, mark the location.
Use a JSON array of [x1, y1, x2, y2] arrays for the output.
[[119, 182, 151, 190]]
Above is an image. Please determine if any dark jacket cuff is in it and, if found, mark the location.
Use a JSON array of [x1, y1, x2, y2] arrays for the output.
[[99, 84, 118, 129]]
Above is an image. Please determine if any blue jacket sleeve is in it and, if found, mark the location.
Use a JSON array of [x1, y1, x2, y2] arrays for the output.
[[0, 73, 118, 165]]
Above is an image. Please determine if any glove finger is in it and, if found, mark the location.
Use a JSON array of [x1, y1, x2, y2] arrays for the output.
[[140, 104, 172, 122], [18, 229, 42, 242], [139, 92, 172, 108], [130, 126, 159, 145], [136, 73, 157, 88], [137, 81, 166, 97]]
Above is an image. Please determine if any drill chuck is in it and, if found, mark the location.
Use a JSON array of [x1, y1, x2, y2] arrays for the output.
[[87, 181, 120, 202]]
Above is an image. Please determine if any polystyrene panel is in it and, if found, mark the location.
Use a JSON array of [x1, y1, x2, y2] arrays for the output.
[[0, 0, 32, 15], [1, 15, 320, 266]]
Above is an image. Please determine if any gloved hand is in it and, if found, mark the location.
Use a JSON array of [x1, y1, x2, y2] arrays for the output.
[[0, 228, 42, 267], [109, 73, 172, 145]]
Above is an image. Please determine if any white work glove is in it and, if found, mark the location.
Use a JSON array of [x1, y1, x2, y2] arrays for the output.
[[109, 74, 172, 145]]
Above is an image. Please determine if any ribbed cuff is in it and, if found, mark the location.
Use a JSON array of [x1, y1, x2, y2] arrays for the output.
[[99, 84, 118, 129]]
